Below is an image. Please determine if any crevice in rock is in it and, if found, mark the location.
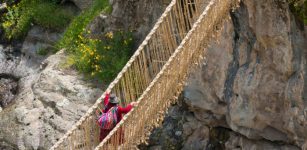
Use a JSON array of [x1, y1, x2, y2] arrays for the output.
[[223, 11, 240, 103], [38, 99, 63, 116], [288, 7, 307, 105], [206, 127, 231, 150], [0, 73, 19, 109], [223, 2, 243, 102], [138, 95, 188, 150], [224, 1, 256, 103]]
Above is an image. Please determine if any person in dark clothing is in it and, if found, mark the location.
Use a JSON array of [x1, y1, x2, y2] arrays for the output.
[[99, 93, 138, 142]]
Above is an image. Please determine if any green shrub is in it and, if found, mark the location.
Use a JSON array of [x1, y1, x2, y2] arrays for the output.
[[71, 30, 134, 82], [37, 47, 49, 56], [57, 0, 131, 82], [1, 0, 74, 40], [288, 0, 307, 24], [56, 0, 112, 52]]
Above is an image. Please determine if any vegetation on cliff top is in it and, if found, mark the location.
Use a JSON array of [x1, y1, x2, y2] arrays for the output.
[[1, 0, 134, 83], [56, 0, 111, 52], [57, 0, 133, 82], [64, 30, 134, 82]]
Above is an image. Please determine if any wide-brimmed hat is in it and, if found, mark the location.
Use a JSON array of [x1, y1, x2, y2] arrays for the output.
[[109, 94, 119, 104]]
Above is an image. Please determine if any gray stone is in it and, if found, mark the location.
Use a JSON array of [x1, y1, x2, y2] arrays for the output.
[[0, 76, 18, 108], [175, 131, 182, 137], [182, 126, 209, 150], [69, 0, 93, 10]]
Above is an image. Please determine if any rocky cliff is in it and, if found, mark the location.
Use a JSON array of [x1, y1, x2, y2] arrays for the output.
[[186, 0, 306, 148], [145, 0, 307, 149], [0, 27, 102, 149]]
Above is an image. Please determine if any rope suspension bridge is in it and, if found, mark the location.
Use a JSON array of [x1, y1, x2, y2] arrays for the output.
[[50, 0, 239, 149]]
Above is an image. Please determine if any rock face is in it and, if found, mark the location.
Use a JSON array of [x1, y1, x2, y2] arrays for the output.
[[0, 27, 102, 149], [225, 132, 301, 150], [87, 0, 171, 46], [183, 0, 307, 149], [109, 0, 171, 44], [144, 98, 302, 150]]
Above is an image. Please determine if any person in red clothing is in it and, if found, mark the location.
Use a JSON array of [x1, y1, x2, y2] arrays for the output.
[[99, 93, 138, 142]]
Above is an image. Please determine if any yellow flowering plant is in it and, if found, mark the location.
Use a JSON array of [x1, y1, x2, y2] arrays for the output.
[[1, 1, 32, 39], [73, 30, 134, 82], [56, 0, 111, 52]]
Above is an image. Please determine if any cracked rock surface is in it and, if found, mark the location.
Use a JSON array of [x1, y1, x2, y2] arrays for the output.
[[0, 27, 102, 149], [183, 0, 307, 149], [144, 0, 307, 149]]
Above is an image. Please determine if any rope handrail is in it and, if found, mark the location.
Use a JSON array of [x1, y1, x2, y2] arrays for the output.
[[50, 0, 207, 149], [94, 0, 239, 149]]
